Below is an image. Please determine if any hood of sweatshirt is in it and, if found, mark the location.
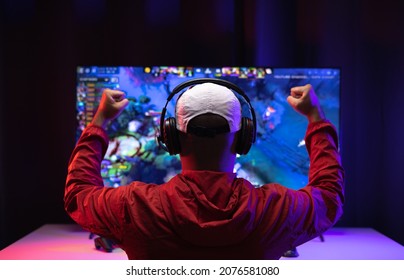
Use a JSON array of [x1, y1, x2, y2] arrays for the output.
[[159, 170, 260, 247]]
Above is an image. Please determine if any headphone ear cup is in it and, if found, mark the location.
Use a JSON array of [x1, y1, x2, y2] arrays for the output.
[[236, 117, 254, 155], [163, 117, 181, 155]]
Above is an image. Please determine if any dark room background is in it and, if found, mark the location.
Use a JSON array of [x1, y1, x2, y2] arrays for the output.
[[0, 0, 403, 250]]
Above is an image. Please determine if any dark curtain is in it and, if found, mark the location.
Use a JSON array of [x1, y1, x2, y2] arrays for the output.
[[1, 0, 403, 250]]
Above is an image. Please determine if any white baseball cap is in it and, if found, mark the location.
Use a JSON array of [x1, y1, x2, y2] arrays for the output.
[[175, 82, 242, 134]]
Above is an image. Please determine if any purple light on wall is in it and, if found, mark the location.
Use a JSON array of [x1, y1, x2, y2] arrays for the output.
[[253, 0, 297, 66], [213, 0, 234, 33]]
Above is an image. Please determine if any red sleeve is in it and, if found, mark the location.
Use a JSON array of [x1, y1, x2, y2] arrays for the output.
[[288, 120, 345, 246], [64, 125, 125, 241]]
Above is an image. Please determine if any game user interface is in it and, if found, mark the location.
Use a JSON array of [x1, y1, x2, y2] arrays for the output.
[[76, 66, 340, 190]]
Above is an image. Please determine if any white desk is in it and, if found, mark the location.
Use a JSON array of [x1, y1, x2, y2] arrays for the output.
[[1, 224, 403, 260]]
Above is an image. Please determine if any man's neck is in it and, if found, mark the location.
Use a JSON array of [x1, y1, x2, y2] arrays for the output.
[[180, 155, 236, 173]]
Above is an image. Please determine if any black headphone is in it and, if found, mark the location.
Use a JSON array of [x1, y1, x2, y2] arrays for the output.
[[157, 78, 257, 155]]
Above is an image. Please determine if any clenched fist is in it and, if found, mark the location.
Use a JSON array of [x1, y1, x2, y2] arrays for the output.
[[91, 89, 129, 129], [287, 84, 325, 123]]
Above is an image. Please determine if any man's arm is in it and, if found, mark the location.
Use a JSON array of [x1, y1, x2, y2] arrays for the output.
[[64, 89, 129, 238], [304, 120, 345, 226], [286, 85, 345, 244]]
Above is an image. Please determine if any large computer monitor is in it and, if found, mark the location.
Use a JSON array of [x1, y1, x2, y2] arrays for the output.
[[76, 66, 340, 190]]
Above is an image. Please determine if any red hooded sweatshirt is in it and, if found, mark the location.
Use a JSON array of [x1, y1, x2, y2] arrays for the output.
[[65, 120, 344, 259]]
